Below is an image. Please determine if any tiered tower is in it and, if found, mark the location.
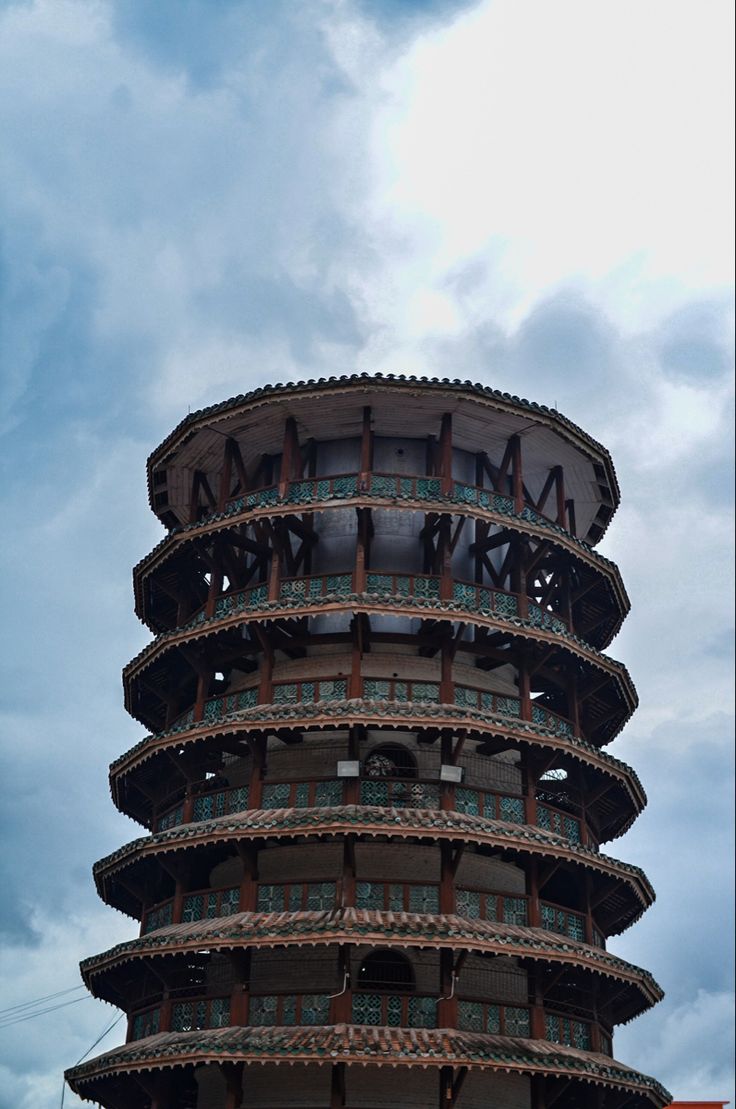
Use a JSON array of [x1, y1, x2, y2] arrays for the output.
[[67, 376, 668, 1109]]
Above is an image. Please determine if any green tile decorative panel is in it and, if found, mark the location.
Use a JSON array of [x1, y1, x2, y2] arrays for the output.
[[457, 888, 481, 919], [142, 902, 173, 934], [257, 885, 286, 913], [261, 783, 290, 808], [505, 1007, 531, 1036], [304, 882, 336, 911], [499, 795, 525, 823], [334, 475, 358, 497], [314, 779, 342, 806], [250, 996, 278, 1025], [157, 805, 183, 831], [352, 993, 382, 1025], [416, 477, 442, 498], [408, 885, 440, 913], [360, 780, 389, 806], [387, 995, 402, 1027], [455, 787, 480, 816], [301, 995, 330, 1025], [486, 1004, 501, 1034], [502, 897, 529, 926], [210, 998, 230, 1027], [132, 1008, 160, 1039], [408, 997, 436, 1028], [458, 1001, 484, 1032], [356, 882, 384, 911]]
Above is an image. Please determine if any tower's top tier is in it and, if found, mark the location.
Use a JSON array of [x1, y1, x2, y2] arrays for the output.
[[147, 374, 619, 545]]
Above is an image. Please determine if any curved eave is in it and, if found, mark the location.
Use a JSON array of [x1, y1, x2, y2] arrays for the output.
[[92, 806, 655, 933], [66, 1026, 669, 1107], [144, 376, 621, 545], [132, 495, 631, 645], [109, 701, 647, 833], [81, 907, 663, 1019]]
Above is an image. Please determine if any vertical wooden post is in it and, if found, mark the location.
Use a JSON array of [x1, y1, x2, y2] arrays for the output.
[[205, 540, 224, 619], [359, 406, 373, 484], [439, 516, 453, 600], [172, 870, 187, 925], [528, 858, 541, 927], [217, 439, 234, 513], [530, 968, 546, 1040], [223, 1061, 244, 1109], [342, 834, 356, 907], [554, 465, 566, 527], [238, 844, 258, 912], [584, 872, 595, 946], [440, 729, 455, 813], [567, 673, 581, 737], [440, 413, 453, 496], [437, 948, 457, 1029], [279, 417, 298, 497], [511, 434, 524, 514], [330, 1062, 346, 1109], [439, 1064, 453, 1108], [344, 727, 360, 805], [518, 655, 532, 722], [193, 668, 211, 722], [524, 753, 538, 828], [330, 945, 352, 1024], [353, 509, 367, 593], [248, 736, 266, 811], [267, 532, 281, 601], [439, 840, 456, 913]]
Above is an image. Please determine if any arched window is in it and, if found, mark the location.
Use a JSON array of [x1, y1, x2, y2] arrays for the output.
[[364, 743, 417, 779], [357, 950, 415, 992]]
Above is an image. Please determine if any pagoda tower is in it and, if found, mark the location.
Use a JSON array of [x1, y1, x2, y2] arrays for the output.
[[67, 376, 669, 1109]]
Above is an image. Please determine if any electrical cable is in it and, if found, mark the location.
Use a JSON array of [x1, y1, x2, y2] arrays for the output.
[[0, 993, 90, 1029], [60, 1011, 124, 1108], [0, 984, 86, 1016]]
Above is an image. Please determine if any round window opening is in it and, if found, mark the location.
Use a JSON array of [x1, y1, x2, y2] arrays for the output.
[[358, 951, 415, 992], [364, 744, 417, 779]]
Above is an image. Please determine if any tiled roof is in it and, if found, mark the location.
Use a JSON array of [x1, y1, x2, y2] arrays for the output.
[[109, 699, 645, 817], [66, 1024, 669, 1105], [145, 373, 621, 513], [81, 907, 662, 1010], [95, 805, 653, 903]]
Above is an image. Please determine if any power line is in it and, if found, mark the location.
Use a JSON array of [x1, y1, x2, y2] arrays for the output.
[[0, 993, 90, 1029], [61, 1012, 124, 1108], [0, 983, 86, 1016]]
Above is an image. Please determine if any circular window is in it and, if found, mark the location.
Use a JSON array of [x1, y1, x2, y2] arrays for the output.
[[364, 744, 417, 779]]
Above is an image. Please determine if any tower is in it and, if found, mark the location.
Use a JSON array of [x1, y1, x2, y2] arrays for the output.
[[67, 376, 669, 1108]]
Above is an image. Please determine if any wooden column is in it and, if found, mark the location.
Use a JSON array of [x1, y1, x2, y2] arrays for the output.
[[248, 736, 266, 811], [217, 438, 235, 513], [530, 967, 546, 1040], [359, 406, 373, 486], [439, 840, 456, 913], [518, 654, 532, 722], [330, 945, 352, 1024], [437, 948, 457, 1029], [439, 515, 453, 600], [528, 858, 541, 927], [342, 834, 357, 907], [278, 416, 299, 497], [510, 434, 524, 514], [223, 1061, 244, 1109], [524, 753, 538, 828], [330, 1062, 346, 1109], [353, 508, 368, 593], [554, 465, 566, 527], [238, 843, 258, 912], [439, 729, 455, 813], [440, 413, 453, 496]]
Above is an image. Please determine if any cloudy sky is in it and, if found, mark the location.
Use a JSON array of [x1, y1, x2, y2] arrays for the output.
[[0, 0, 733, 1105]]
